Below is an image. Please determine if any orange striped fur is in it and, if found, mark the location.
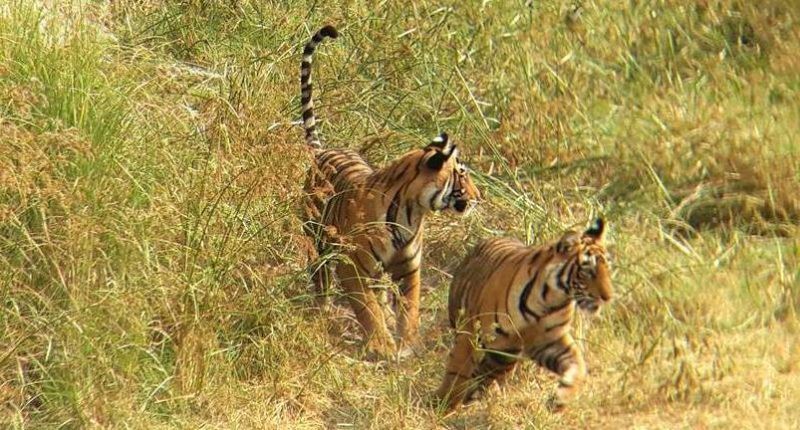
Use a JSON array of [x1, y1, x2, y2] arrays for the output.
[[299, 26, 481, 359], [434, 219, 612, 410]]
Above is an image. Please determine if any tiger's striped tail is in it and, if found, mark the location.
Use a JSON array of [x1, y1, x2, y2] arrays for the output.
[[300, 25, 338, 149]]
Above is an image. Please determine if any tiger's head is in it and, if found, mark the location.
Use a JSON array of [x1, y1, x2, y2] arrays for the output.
[[555, 218, 612, 314], [415, 132, 481, 216]]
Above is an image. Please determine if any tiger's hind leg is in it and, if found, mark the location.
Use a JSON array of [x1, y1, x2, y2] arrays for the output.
[[310, 252, 334, 308], [528, 334, 586, 410], [301, 167, 337, 308], [302, 219, 334, 308], [336, 260, 396, 360]]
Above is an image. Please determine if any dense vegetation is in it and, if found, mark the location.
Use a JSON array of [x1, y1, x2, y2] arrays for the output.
[[2, 0, 798, 427]]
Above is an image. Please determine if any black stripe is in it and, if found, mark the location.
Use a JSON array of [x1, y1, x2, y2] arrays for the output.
[[318, 150, 338, 165], [393, 164, 410, 181], [551, 346, 573, 371], [391, 246, 420, 270], [486, 349, 521, 365], [518, 278, 541, 321], [555, 262, 572, 292], [319, 26, 338, 39], [451, 168, 459, 194], [494, 303, 508, 337], [386, 191, 406, 249], [545, 350, 560, 372], [300, 27, 338, 148], [536, 343, 559, 364], [386, 191, 399, 224], [546, 298, 571, 314], [331, 159, 364, 173], [369, 243, 383, 268], [393, 267, 418, 283], [428, 189, 440, 210], [545, 319, 570, 332], [529, 339, 557, 359]]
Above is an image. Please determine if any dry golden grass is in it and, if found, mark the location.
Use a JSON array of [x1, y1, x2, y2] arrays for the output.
[[1, 0, 799, 428]]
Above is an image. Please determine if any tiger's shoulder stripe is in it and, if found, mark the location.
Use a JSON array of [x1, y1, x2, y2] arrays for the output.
[[300, 25, 338, 149]]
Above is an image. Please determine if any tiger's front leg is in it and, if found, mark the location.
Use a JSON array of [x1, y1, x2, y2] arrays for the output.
[[336, 261, 396, 360], [394, 267, 421, 351], [528, 334, 586, 410], [467, 346, 520, 402], [433, 332, 478, 411]]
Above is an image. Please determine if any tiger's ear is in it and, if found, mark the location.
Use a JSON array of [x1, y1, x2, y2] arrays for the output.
[[584, 218, 605, 241], [555, 231, 581, 255], [427, 132, 449, 149], [425, 132, 457, 170]]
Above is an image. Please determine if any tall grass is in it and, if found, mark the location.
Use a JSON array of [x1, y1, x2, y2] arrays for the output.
[[2, 0, 799, 428]]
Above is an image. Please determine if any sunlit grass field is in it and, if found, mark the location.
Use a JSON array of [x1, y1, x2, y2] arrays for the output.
[[1, 0, 799, 428]]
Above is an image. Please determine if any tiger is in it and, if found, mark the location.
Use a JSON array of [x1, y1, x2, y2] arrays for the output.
[[432, 218, 612, 411], [298, 25, 482, 360]]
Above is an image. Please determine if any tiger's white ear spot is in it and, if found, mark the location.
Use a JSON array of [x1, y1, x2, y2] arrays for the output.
[[443, 144, 458, 158], [428, 132, 450, 151], [438, 132, 455, 156]]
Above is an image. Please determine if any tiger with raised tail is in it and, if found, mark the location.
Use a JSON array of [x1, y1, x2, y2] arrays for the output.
[[298, 25, 482, 360], [433, 219, 612, 410]]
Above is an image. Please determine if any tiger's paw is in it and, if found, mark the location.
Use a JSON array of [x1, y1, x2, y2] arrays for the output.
[[546, 394, 567, 413], [312, 296, 332, 312], [421, 392, 441, 409], [425, 393, 458, 415], [397, 345, 415, 361], [397, 337, 423, 361], [463, 387, 485, 405], [363, 336, 397, 362]]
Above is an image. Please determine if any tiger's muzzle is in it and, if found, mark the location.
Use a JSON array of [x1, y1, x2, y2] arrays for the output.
[[448, 189, 478, 215]]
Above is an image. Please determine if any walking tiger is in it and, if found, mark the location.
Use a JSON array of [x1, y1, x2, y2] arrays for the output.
[[434, 219, 612, 410], [299, 25, 482, 359]]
